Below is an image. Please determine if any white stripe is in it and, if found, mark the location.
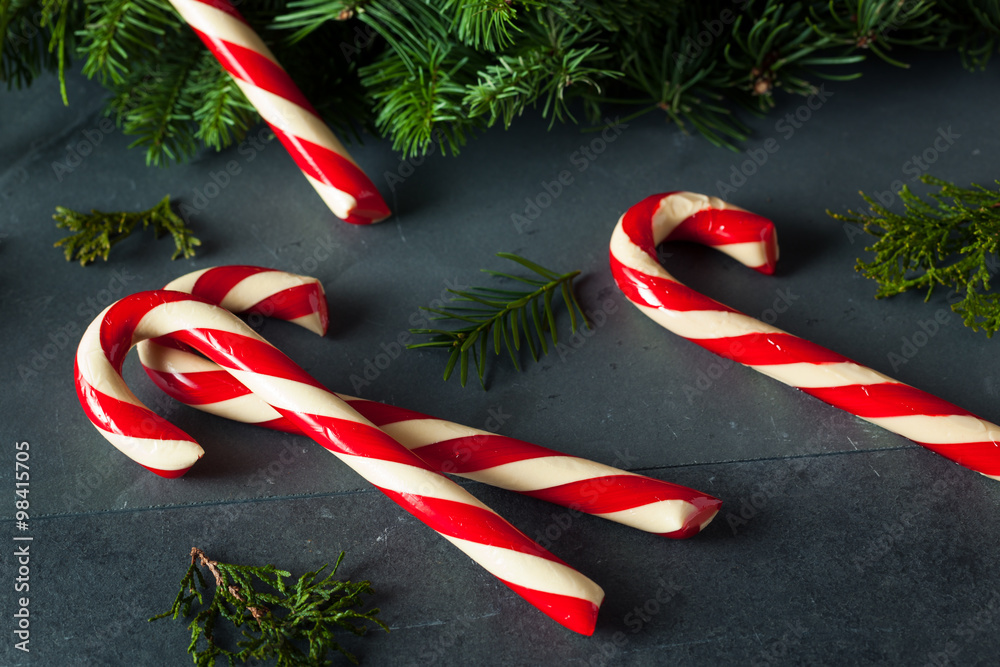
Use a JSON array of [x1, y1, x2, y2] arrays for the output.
[[288, 312, 326, 336], [865, 414, 1000, 445], [168, 0, 277, 62], [751, 361, 896, 389], [302, 172, 358, 221], [633, 303, 784, 340], [196, 394, 279, 424], [711, 240, 771, 270], [440, 535, 604, 605], [458, 456, 637, 492], [379, 419, 483, 449], [235, 83, 347, 157], [225, 370, 364, 424], [219, 272, 316, 313], [138, 342, 217, 374], [134, 300, 262, 345], [163, 267, 211, 294], [95, 425, 202, 471], [593, 499, 698, 534], [334, 454, 496, 510]]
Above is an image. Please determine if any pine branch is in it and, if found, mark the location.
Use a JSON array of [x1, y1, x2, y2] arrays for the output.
[[828, 174, 1000, 336], [53, 194, 200, 265], [76, 0, 175, 85], [408, 252, 589, 388], [150, 547, 388, 667]]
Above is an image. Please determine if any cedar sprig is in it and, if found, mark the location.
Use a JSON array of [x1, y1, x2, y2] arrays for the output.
[[408, 252, 589, 387], [53, 194, 200, 265], [828, 174, 1000, 336], [150, 547, 388, 667]]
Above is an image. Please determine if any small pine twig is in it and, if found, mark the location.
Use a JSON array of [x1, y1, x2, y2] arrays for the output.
[[53, 195, 200, 266], [408, 252, 589, 388], [828, 174, 1000, 337], [150, 547, 388, 666]]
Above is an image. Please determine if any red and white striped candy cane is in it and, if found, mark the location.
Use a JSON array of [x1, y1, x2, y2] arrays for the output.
[[167, 0, 391, 224], [135, 266, 721, 538], [75, 291, 604, 634], [610, 191, 1000, 479]]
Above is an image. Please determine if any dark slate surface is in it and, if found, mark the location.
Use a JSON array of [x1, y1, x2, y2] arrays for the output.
[[2, 52, 1000, 665]]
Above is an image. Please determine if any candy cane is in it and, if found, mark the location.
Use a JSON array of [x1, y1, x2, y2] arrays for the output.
[[610, 191, 1000, 479], [134, 266, 721, 538], [167, 0, 391, 224], [75, 291, 603, 634]]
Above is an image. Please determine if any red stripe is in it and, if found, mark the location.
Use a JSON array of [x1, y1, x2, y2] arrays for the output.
[[278, 409, 432, 468], [412, 435, 559, 474], [610, 253, 737, 313], [187, 0, 246, 23], [344, 399, 434, 427], [691, 333, 852, 365], [190, 32, 316, 114], [520, 475, 719, 515], [167, 329, 327, 390], [76, 372, 196, 444], [246, 284, 327, 330], [618, 193, 669, 253], [377, 488, 563, 562], [268, 125, 390, 223], [144, 367, 250, 405], [802, 383, 974, 419], [191, 266, 275, 307], [668, 207, 777, 245], [101, 291, 197, 369], [501, 580, 600, 636], [915, 441, 1000, 477]]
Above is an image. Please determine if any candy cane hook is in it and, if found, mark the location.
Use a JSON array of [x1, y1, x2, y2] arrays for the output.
[[610, 191, 1000, 479], [167, 0, 391, 224], [75, 291, 603, 634], [134, 266, 721, 538]]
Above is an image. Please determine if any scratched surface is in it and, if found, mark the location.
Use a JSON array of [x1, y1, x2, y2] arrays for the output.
[[2, 52, 1000, 665]]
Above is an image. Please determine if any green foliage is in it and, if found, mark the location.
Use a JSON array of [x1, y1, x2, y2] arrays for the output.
[[4, 0, 1000, 161], [408, 253, 589, 388], [53, 194, 200, 265], [828, 174, 1000, 337], [150, 548, 388, 667]]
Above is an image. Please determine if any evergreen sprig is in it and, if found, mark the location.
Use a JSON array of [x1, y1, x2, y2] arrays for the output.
[[150, 548, 388, 667], [53, 194, 200, 265], [828, 174, 1000, 336], [5, 1, 1000, 162], [408, 253, 589, 387]]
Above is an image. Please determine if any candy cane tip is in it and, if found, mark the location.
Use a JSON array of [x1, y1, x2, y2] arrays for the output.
[[139, 462, 194, 479], [663, 500, 721, 539]]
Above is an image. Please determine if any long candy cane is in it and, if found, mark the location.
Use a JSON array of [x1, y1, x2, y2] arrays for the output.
[[610, 191, 1000, 479], [135, 266, 721, 538], [167, 0, 391, 224], [75, 291, 604, 634]]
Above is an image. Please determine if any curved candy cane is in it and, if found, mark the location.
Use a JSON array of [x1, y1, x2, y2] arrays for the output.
[[168, 0, 391, 224], [135, 266, 721, 538], [610, 191, 1000, 479], [75, 291, 603, 634]]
